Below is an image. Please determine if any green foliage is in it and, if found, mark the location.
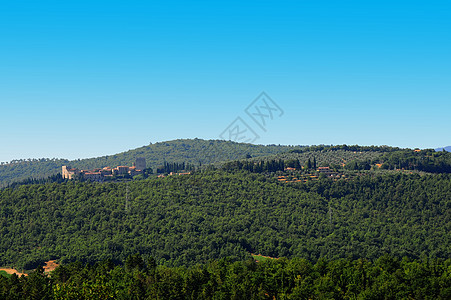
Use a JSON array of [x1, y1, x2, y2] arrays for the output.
[[0, 143, 450, 298], [290, 144, 401, 153], [223, 159, 286, 173], [156, 161, 195, 174], [125, 254, 147, 273], [246, 149, 383, 169], [240, 147, 451, 173], [1, 257, 450, 299], [375, 149, 451, 173], [251, 254, 277, 262], [0, 159, 70, 188], [0, 170, 450, 270], [0, 139, 299, 187], [344, 159, 371, 170]]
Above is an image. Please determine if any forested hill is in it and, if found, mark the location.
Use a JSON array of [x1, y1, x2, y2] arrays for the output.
[[0, 139, 299, 187], [2, 140, 449, 187], [0, 170, 449, 270], [232, 146, 451, 173]]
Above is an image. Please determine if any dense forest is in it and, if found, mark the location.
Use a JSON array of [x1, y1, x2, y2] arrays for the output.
[[1, 255, 450, 299], [0, 170, 449, 271], [374, 149, 451, 173], [0, 139, 299, 187], [156, 162, 196, 174], [1, 141, 450, 298]]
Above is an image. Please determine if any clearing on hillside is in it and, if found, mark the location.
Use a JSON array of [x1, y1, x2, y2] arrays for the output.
[[252, 254, 279, 262], [43, 260, 59, 273], [0, 268, 27, 277]]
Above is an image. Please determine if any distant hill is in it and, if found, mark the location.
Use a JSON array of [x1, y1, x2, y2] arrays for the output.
[[435, 146, 451, 152], [4, 140, 447, 188], [0, 139, 301, 187]]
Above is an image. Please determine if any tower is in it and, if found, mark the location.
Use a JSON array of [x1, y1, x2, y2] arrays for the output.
[[135, 157, 146, 171], [62, 166, 70, 179]]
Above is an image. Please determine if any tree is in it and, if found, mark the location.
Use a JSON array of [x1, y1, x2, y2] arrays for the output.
[[125, 254, 147, 272]]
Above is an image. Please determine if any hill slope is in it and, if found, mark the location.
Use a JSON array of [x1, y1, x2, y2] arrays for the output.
[[436, 146, 451, 152], [0, 170, 449, 269], [0, 139, 299, 187]]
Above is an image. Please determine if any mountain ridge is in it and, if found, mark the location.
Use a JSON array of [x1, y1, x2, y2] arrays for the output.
[[1, 138, 446, 187], [0, 139, 300, 187], [436, 146, 451, 152]]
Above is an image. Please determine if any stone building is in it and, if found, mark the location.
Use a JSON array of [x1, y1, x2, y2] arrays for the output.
[[135, 157, 146, 171], [62, 166, 79, 179]]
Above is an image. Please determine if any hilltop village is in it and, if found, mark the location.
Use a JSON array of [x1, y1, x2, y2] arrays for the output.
[[62, 157, 147, 181]]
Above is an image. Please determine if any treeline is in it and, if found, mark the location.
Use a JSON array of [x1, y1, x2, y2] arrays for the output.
[[375, 149, 451, 173], [0, 159, 70, 188], [0, 158, 62, 165], [1, 255, 450, 299], [222, 158, 320, 173], [341, 149, 451, 173], [290, 144, 401, 154], [4, 174, 67, 189], [156, 162, 195, 174], [244, 149, 383, 172], [0, 171, 450, 270], [223, 159, 287, 173]]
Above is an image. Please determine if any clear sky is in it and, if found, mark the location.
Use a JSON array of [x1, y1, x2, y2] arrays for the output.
[[0, 0, 450, 162]]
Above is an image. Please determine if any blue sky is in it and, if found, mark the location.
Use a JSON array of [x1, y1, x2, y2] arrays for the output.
[[0, 0, 450, 162]]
